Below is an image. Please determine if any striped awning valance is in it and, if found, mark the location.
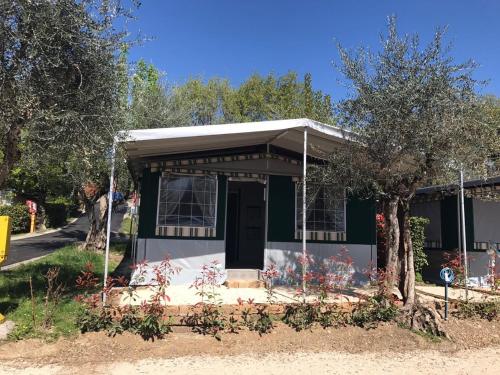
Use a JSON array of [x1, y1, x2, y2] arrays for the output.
[[149, 152, 301, 172]]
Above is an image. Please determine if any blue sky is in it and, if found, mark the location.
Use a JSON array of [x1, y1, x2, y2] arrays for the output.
[[125, 0, 500, 101]]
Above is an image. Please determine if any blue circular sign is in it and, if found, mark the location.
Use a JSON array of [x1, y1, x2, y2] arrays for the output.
[[440, 267, 455, 284]]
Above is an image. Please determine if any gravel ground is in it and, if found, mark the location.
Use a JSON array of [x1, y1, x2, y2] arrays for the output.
[[1, 318, 498, 375], [1, 347, 499, 375]]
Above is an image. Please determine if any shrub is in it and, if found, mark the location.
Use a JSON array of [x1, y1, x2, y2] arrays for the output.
[[44, 203, 68, 228], [240, 304, 274, 335], [415, 272, 424, 283], [442, 251, 468, 286], [0, 204, 30, 233], [135, 307, 172, 341], [316, 304, 351, 328], [184, 304, 226, 340], [282, 303, 318, 331], [75, 257, 177, 341], [410, 216, 430, 274], [454, 301, 499, 321], [184, 261, 226, 340], [351, 295, 399, 329], [77, 307, 113, 333]]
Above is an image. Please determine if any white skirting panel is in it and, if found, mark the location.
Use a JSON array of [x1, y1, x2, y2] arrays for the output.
[[265, 242, 376, 285], [131, 238, 376, 286], [132, 238, 226, 285]]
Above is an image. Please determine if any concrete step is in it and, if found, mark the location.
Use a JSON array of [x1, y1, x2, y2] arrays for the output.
[[224, 269, 264, 288], [224, 279, 265, 288], [226, 269, 261, 280]]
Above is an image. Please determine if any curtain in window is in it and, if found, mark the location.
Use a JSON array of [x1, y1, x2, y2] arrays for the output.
[[296, 183, 345, 232], [157, 175, 217, 228]]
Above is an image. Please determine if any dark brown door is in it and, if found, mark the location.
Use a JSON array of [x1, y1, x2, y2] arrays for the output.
[[225, 181, 265, 269]]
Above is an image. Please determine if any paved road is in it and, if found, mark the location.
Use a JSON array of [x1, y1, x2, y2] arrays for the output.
[[2, 205, 126, 267]]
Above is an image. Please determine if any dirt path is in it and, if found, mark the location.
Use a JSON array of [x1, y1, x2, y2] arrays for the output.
[[1, 347, 499, 375], [1, 319, 499, 374]]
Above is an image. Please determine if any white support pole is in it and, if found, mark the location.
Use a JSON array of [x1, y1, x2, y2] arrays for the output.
[[103, 139, 116, 305], [459, 168, 469, 301], [457, 190, 462, 261], [302, 127, 308, 293]]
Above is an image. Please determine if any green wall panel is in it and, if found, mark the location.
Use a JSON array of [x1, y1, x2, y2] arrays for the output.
[[266, 175, 376, 245], [138, 168, 160, 238], [346, 196, 376, 245], [440, 196, 474, 251], [267, 175, 296, 242], [137, 171, 226, 240]]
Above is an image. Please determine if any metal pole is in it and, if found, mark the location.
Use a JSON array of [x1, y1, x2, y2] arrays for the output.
[[302, 127, 308, 294], [103, 139, 116, 305], [444, 282, 449, 320], [457, 190, 462, 261], [459, 168, 469, 301]]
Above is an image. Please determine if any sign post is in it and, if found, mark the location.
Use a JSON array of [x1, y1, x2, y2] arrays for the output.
[[440, 267, 455, 320], [26, 200, 37, 233]]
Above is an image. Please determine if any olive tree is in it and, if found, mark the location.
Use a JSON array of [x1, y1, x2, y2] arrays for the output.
[[0, 0, 140, 249], [313, 17, 499, 310]]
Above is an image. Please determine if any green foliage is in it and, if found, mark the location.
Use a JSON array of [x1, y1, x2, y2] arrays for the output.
[[282, 303, 318, 331], [415, 272, 424, 283], [241, 306, 274, 335], [152, 72, 336, 128], [184, 304, 226, 340], [282, 302, 350, 331], [0, 0, 138, 189], [222, 72, 334, 124], [76, 307, 113, 334], [410, 216, 430, 273], [41, 199, 78, 228], [44, 203, 69, 228], [454, 301, 500, 321], [0, 203, 29, 233], [311, 16, 499, 301], [316, 304, 351, 329], [0, 244, 123, 340], [351, 296, 399, 329], [77, 305, 172, 341], [6, 161, 74, 203], [135, 313, 172, 341]]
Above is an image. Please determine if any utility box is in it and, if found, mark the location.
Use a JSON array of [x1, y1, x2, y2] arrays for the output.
[[0, 216, 11, 266]]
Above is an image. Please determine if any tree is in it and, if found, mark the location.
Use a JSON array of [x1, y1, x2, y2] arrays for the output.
[[165, 72, 334, 126], [0, 0, 137, 188], [222, 72, 334, 124], [1, 0, 139, 249], [313, 17, 499, 310], [128, 59, 185, 129], [168, 77, 226, 126]]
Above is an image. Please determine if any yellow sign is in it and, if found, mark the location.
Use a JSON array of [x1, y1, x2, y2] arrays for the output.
[[0, 215, 11, 267]]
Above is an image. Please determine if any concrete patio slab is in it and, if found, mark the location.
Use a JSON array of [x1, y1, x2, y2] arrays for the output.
[[115, 285, 372, 306], [416, 285, 499, 302]]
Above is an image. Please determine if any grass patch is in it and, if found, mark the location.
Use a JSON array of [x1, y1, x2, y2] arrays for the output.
[[120, 216, 132, 235], [0, 244, 124, 340], [120, 215, 137, 236]]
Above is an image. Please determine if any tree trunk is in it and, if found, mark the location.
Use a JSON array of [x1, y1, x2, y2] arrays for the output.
[[83, 194, 108, 251], [399, 199, 416, 306], [382, 195, 400, 297], [0, 122, 22, 188]]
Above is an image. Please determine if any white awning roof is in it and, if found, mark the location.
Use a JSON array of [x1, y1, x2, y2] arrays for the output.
[[121, 118, 348, 161]]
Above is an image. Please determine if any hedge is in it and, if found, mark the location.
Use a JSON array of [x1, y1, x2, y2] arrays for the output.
[[45, 200, 81, 228], [44, 203, 69, 228], [410, 216, 430, 274], [0, 204, 30, 233]]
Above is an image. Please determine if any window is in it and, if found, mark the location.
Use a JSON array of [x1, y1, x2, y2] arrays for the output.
[[296, 184, 345, 232], [157, 175, 217, 228]]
